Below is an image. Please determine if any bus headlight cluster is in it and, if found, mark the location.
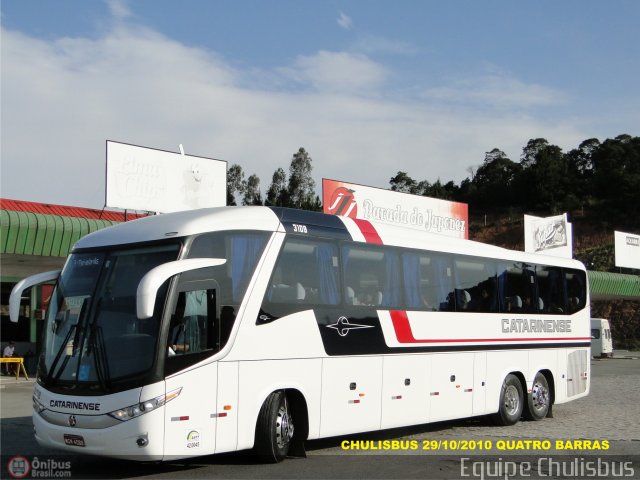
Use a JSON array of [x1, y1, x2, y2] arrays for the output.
[[108, 387, 182, 422], [33, 395, 46, 414]]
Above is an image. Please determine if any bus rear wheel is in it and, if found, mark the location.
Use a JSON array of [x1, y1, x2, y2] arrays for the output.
[[255, 390, 294, 463], [525, 372, 550, 421], [493, 374, 523, 426]]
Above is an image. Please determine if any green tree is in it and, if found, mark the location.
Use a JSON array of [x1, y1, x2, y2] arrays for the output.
[[520, 138, 550, 168], [516, 139, 569, 211], [423, 179, 458, 200], [564, 138, 600, 208], [242, 174, 263, 206], [287, 148, 318, 210], [266, 167, 289, 207], [390, 171, 419, 194], [471, 149, 521, 209], [226, 164, 245, 206], [591, 134, 640, 221]]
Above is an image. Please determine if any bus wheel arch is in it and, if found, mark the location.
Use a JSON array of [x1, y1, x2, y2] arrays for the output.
[[492, 372, 525, 426], [525, 370, 554, 421], [254, 389, 308, 463]]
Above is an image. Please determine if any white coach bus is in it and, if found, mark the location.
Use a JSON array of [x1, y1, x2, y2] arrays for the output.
[[10, 207, 590, 462]]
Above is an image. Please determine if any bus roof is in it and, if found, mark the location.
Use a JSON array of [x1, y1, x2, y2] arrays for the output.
[[72, 206, 585, 270]]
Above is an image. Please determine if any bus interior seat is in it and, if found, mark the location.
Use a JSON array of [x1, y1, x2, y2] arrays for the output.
[[345, 286, 359, 305], [506, 295, 523, 311], [375, 291, 383, 306], [269, 283, 306, 303]]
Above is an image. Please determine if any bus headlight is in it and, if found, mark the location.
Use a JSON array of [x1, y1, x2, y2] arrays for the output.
[[33, 395, 46, 414], [108, 387, 182, 422]]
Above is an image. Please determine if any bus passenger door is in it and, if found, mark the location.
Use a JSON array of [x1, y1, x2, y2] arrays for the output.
[[429, 353, 474, 422], [163, 286, 220, 459], [320, 356, 383, 438]]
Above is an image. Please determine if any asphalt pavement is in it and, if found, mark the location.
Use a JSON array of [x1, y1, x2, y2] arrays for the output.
[[2, 356, 639, 479]]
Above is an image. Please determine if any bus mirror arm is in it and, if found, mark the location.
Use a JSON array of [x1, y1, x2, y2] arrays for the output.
[[9, 270, 61, 323], [136, 258, 226, 319]]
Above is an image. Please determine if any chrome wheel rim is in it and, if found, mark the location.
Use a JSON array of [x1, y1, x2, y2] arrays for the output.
[[275, 400, 294, 449], [531, 381, 549, 412], [504, 384, 520, 416]]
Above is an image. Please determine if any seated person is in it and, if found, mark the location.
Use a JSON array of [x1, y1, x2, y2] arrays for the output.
[[168, 294, 201, 356]]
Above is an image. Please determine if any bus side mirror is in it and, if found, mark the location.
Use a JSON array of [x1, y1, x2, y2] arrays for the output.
[[9, 270, 61, 323], [137, 258, 226, 319]]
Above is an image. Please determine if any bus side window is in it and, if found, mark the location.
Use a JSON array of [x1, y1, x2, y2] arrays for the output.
[[565, 269, 586, 314], [536, 266, 565, 313], [267, 238, 340, 307], [168, 287, 217, 356], [453, 257, 497, 313], [403, 252, 454, 312], [342, 244, 401, 308], [498, 263, 537, 313]]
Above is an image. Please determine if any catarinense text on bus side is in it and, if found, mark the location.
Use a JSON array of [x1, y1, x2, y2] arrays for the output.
[[501, 318, 572, 333]]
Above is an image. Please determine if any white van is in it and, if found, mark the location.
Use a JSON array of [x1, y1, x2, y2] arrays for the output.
[[591, 318, 613, 358]]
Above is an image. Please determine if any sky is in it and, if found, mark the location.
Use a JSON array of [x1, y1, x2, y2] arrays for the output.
[[1, 0, 639, 210]]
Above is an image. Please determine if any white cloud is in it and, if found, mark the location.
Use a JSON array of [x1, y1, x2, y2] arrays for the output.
[[1, 23, 587, 210], [106, 0, 132, 20], [337, 11, 352, 30], [282, 50, 387, 93], [351, 34, 419, 56], [422, 72, 566, 109]]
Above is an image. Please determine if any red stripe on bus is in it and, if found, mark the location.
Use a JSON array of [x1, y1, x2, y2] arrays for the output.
[[388, 310, 591, 344], [353, 219, 383, 244]]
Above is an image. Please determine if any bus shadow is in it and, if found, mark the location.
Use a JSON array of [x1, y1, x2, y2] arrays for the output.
[[2, 415, 506, 477], [305, 415, 496, 452]]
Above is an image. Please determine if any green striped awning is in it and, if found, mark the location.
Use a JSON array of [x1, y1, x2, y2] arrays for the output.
[[588, 270, 640, 301], [1, 210, 118, 257]]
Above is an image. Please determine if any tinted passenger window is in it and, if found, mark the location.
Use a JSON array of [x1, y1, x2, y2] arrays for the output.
[[453, 258, 498, 312], [565, 269, 587, 314], [342, 244, 400, 307], [268, 238, 340, 305], [536, 266, 565, 313], [401, 251, 454, 311], [498, 263, 537, 313]]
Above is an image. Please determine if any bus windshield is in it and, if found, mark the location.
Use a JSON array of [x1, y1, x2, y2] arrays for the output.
[[40, 230, 271, 392], [41, 244, 180, 390]]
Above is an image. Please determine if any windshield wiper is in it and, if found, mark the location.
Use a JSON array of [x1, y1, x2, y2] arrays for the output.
[[87, 324, 111, 392], [46, 323, 77, 385], [47, 298, 88, 386]]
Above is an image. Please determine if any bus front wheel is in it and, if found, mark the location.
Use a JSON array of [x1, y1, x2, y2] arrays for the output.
[[493, 374, 523, 426], [255, 390, 294, 463]]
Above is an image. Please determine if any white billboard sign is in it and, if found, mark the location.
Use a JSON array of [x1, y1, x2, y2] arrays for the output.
[[106, 141, 226, 213], [524, 213, 573, 259], [323, 178, 469, 239], [615, 231, 640, 270]]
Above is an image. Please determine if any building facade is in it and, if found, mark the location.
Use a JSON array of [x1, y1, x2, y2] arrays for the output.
[[1, 198, 145, 366]]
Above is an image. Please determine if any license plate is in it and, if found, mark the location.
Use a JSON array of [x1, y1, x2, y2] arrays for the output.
[[63, 434, 85, 447]]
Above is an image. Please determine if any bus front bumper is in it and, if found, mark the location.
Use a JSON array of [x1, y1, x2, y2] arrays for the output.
[[33, 407, 165, 461]]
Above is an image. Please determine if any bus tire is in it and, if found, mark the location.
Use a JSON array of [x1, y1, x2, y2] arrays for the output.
[[525, 372, 550, 421], [493, 374, 523, 426], [255, 390, 294, 463]]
